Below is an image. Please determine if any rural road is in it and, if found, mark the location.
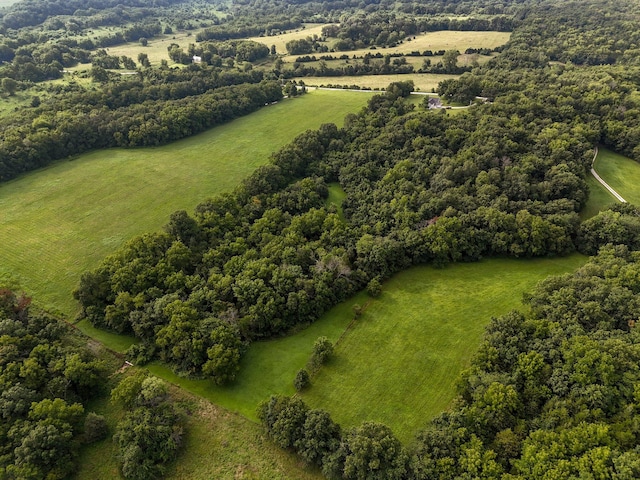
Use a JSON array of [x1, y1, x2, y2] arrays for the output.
[[591, 146, 626, 203]]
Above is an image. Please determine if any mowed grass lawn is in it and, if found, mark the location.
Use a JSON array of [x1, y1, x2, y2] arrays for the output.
[[592, 146, 640, 205], [0, 90, 373, 317], [300, 255, 587, 443]]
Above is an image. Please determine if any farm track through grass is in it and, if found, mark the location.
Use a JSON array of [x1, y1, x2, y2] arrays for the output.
[[300, 255, 587, 443], [592, 147, 640, 205], [0, 90, 373, 319]]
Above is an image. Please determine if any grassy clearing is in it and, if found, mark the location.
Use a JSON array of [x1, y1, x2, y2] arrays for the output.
[[297, 73, 459, 91], [73, 391, 125, 479], [0, 90, 372, 319], [593, 146, 640, 205], [74, 319, 136, 353], [75, 366, 322, 480], [300, 255, 587, 443], [165, 401, 324, 480], [0, 92, 34, 116], [103, 30, 203, 67], [326, 182, 346, 220], [165, 398, 323, 480], [146, 255, 584, 444]]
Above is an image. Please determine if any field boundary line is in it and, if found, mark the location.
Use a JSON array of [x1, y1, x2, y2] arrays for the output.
[[591, 146, 626, 203]]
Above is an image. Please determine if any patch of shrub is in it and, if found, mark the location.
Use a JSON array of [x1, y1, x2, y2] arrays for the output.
[[307, 336, 334, 372], [294, 369, 310, 391], [84, 412, 109, 443], [366, 277, 382, 297]]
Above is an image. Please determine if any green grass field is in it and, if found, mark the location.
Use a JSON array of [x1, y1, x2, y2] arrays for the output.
[[592, 146, 640, 205], [136, 256, 586, 445], [299, 255, 587, 443], [582, 174, 617, 219], [0, 90, 373, 319], [164, 398, 323, 480]]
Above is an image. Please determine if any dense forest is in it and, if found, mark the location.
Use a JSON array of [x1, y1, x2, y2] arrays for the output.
[[5, 0, 640, 477], [0, 290, 107, 478]]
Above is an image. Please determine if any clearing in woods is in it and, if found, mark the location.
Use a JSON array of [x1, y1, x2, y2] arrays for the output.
[[296, 73, 460, 91], [299, 255, 587, 443]]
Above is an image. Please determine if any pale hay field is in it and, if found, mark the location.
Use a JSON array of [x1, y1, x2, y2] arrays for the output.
[[103, 31, 202, 66], [283, 30, 511, 61], [293, 73, 460, 91]]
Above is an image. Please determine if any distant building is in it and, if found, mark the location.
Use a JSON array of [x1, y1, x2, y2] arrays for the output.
[[192, 55, 202, 64], [427, 97, 443, 109]]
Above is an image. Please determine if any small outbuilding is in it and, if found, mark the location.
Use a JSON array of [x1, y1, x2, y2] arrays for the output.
[[427, 97, 443, 109]]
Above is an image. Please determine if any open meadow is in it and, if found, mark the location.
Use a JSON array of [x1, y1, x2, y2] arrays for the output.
[[300, 255, 587, 443], [103, 30, 207, 67], [249, 23, 330, 55], [74, 373, 323, 480], [582, 174, 617, 219], [281, 30, 511, 62], [0, 90, 373, 317], [592, 146, 640, 205]]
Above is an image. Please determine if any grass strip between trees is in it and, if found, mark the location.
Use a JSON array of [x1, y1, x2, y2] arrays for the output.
[[592, 146, 640, 206]]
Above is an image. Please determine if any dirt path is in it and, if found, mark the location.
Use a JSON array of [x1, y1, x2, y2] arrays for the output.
[[591, 146, 627, 203]]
